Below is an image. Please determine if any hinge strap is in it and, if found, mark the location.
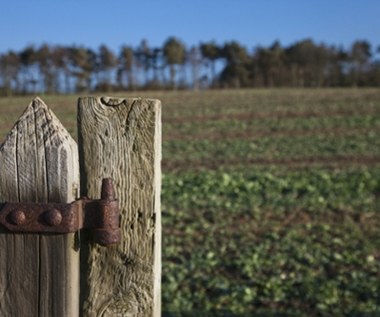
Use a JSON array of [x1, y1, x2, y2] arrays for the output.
[[0, 178, 120, 246]]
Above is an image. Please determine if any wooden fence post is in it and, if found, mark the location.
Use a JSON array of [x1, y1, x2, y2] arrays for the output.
[[0, 97, 80, 316], [78, 97, 162, 316]]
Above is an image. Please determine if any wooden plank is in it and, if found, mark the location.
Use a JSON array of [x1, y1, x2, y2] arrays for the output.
[[78, 96, 161, 316], [0, 97, 80, 317]]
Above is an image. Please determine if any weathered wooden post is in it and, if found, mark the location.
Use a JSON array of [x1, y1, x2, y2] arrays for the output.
[[78, 96, 161, 316], [0, 96, 161, 316], [0, 97, 80, 316]]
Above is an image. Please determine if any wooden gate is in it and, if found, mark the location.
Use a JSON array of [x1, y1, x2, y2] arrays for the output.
[[0, 96, 161, 317]]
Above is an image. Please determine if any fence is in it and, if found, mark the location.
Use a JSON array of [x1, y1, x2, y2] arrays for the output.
[[0, 96, 161, 317]]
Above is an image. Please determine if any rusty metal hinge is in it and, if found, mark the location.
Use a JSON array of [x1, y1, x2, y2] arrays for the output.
[[0, 178, 120, 246]]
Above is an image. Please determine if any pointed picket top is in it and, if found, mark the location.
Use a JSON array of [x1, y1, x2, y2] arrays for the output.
[[0, 97, 79, 203], [0, 97, 79, 316]]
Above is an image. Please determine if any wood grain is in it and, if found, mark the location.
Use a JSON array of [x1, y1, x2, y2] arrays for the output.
[[78, 96, 161, 317], [0, 97, 80, 317]]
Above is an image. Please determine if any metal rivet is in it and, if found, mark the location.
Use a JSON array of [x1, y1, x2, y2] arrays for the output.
[[44, 209, 62, 226], [9, 210, 26, 225]]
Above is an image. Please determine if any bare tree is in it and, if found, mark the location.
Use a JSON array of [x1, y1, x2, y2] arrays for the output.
[[19, 45, 37, 93], [119, 46, 135, 90], [350, 40, 372, 86], [0, 51, 20, 95], [98, 44, 117, 91], [188, 46, 202, 90], [163, 37, 186, 88], [200, 41, 221, 87]]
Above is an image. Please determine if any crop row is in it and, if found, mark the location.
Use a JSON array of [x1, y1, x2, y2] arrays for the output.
[[162, 166, 380, 215], [160, 89, 380, 119], [162, 167, 380, 315], [164, 114, 380, 141], [165, 155, 380, 174], [163, 130, 380, 169]]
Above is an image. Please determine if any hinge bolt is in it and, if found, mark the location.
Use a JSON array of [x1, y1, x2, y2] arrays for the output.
[[9, 210, 26, 225], [44, 209, 62, 226], [101, 178, 115, 200]]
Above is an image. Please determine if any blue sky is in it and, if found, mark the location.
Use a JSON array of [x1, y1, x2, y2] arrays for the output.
[[1, 0, 379, 53]]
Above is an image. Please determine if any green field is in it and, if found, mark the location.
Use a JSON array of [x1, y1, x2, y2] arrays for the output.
[[1, 89, 380, 316]]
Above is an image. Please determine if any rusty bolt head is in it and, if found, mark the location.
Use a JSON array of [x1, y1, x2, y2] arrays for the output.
[[44, 209, 62, 226], [8, 210, 26, 225]]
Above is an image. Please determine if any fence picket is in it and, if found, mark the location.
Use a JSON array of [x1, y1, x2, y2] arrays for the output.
[[0, 97, 80, 316]]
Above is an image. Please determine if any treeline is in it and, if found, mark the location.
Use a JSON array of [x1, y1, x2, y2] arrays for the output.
[[0, 37, 379, 95]]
